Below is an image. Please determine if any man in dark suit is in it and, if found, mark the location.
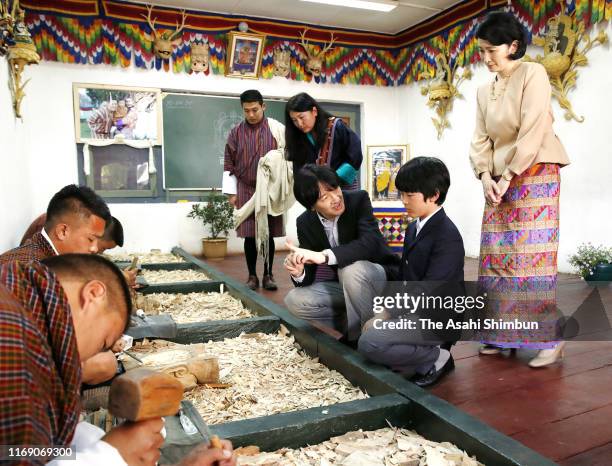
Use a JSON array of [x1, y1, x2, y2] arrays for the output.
[[359, 157, 464, 387], [284, 165, 399, 343]]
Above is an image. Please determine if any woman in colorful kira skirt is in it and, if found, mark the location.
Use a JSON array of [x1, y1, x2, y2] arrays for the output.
[[469, 12, 570, 367]]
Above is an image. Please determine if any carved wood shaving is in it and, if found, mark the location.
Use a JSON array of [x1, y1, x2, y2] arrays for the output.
[[137, 291, 253, 323], [236, 427, 484, 465], [141, 269, 210, 284], [132, 332, 367, 425], [107, 251, 185, 263]]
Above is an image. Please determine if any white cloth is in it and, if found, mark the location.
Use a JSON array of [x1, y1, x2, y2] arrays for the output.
[[47, 422, 126, 466], [83, 138, 156, 176], [234, 118, 294, 262], [41, 228, 59, 256], [415, 206, 441, 237], [222, 171, 238, 195]]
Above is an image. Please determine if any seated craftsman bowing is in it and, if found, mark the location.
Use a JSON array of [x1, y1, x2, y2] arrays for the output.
[[0, 254, 236, 466], [283, 164, 400, 344], [1, 185, 127, 386]]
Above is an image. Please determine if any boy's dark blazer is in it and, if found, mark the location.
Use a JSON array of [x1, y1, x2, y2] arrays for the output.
[[294, 190, 400, 287], [400, 207, 464, 282], [399, 208, 465, 346]]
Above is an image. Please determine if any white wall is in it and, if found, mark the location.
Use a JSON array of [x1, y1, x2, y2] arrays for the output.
[[10, 60, 400, 256], [398, 23, 612, 273], [0, 60, 34, 251]]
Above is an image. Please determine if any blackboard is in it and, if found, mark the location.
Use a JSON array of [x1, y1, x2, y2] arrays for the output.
[[162, 93, 286, 190]]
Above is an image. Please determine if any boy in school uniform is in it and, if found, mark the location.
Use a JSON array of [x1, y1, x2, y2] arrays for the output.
[[359, 157, 465, 387]]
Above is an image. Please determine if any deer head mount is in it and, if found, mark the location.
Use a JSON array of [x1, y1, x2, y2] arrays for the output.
[[298, 28, 335, 77], [141, 4, 187, 60]]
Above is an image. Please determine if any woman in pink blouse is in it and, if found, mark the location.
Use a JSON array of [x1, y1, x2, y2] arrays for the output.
[[469, 12, 570, 368]]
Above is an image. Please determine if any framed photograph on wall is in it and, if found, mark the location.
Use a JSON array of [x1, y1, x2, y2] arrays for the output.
[[73, 83, 162, 144], [366, 144, 410, 206], [225, 31, 265, 79]]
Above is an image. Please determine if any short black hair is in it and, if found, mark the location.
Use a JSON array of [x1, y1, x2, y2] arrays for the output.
[[240, 89, 264, 105], [45, 185, 111, 229], [103, 216, 124, 247], [42, 254, 132, 331], [476, 12, 527, 60], [294, 164, 340, 210], [395, 157, 450, 205]]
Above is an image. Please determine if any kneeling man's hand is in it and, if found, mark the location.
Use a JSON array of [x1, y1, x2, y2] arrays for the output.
[[283, 253, 304, 278], [103, 418, 164, 466], [286, 240, 326, 265]]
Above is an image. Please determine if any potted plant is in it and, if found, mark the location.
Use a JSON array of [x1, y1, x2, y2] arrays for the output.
[[187, 191, 234, 260], [568, 243, 612, 282]]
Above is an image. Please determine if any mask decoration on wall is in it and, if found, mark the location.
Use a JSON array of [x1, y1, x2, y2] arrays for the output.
[[420, 50, 471, 140], [4, 1, 40, 119], [142, 4, 187, 61], [190, 42, 209, 74], [298, 28, 336, 78], [273, 48, 290, 77], [524, 5, 607, 123]]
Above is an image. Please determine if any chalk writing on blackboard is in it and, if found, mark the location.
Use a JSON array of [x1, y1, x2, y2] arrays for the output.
[[214, 111, 243, 154], [165, 98, 194, 109]]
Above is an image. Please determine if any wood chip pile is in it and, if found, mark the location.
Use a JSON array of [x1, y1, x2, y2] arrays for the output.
[[235, 427, 484, 466], [132, 332, 367, 425], [107, 251, 185, 263], [136, 291, 253, 323], [141, 269, 210, 284]]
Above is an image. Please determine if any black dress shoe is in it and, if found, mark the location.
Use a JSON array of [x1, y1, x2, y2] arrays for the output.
[[262, 274, 278, 290], [410, 356, 454, 388], [246, 275, 259, 290]]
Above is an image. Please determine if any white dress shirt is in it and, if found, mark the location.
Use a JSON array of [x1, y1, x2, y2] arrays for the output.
[[415, 206, 442, 237], [47, 422, 126, 465], [41, 228, 59, 255]]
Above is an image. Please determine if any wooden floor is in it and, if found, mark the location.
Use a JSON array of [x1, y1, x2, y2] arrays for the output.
[[201, 252, 612, 465]]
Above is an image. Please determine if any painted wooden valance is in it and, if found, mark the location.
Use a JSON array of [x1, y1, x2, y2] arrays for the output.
[[20, 0, 612, 86]]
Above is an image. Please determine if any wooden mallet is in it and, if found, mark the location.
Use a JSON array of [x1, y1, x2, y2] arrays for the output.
[[109, 368, 228, 462], [108, 368, 183, 421]]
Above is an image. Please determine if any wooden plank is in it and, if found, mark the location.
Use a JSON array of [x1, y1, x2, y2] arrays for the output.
[[209, 393, 414, 451], [513, 405, 612, 462], [559, 441, 612, 466], [171, 316, 281, 344], [453, 364, 612, 437], [142, 281, 224, 295], [433, 345, 612, 405]]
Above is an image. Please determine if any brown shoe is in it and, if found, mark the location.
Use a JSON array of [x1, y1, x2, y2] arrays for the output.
[[246, 275, 259, 290], [262, 274, 278, 291]]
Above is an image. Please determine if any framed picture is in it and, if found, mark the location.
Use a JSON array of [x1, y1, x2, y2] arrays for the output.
[[366, 144, 410, 206], [225, 31, 265, 79], [73, 83, 162, 144]]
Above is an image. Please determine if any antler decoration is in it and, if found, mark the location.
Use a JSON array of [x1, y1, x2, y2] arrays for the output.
[[141, 4, 187, 61], [298, 28, 336, 78], [4, 0, 40, 118], [420, 48, 472, 139]]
